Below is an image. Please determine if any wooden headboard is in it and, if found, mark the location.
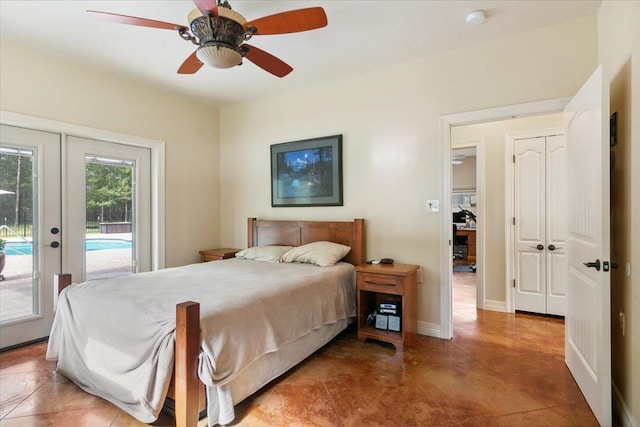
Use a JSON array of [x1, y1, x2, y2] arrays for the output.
[[247, 218, 366, 266]]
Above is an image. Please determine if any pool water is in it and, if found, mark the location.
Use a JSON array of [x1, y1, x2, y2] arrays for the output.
[[4, 239, 132, 256]]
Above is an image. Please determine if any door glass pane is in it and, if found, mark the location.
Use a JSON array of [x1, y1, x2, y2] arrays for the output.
[[0, 146, 38, 322], [85, 155, 134, 280]]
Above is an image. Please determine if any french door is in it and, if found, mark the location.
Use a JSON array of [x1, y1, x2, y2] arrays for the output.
[[0, 127, 151, 349], [65, 136, 151, 282], [0, 125, 61, 348]]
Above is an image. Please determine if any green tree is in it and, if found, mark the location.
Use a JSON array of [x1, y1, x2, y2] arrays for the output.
[[0, 151, 33, 235], [85, 163, 132, 223]]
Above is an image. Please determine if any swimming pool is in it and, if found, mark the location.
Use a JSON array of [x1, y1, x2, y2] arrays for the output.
[[4, 239, 132, 256]]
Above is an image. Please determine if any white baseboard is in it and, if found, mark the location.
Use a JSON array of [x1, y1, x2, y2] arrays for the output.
[[483, 299, 507, 312], [417, 321, 441, 338], [613, 381, 638, 427]]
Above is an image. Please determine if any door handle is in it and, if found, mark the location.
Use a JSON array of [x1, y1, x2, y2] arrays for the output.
[[46, 241, 60, 249], [583, 259, 601, 271], [530, 244, 544, 250], [603, 261, 619, 272], [548, 244, 562, 251]]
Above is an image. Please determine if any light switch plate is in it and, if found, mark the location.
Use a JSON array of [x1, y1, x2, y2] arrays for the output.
[[427, 200, 440, 212]]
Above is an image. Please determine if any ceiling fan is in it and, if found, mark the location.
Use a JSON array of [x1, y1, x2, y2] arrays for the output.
[[87, 0, 328, 77]]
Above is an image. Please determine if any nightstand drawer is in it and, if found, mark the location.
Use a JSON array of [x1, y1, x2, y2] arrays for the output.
[[201, 253, 225, 262], [199, 248, 240, 262], [358, 273, 404, 295]]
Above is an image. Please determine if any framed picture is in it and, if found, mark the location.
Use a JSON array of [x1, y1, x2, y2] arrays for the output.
[[271, 135, 343, 207]]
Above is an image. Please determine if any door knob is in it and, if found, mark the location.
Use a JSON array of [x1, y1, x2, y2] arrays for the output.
[[583, 259, 601, 271], [46, 241, 60, 249], [50, 227, 59, 235], [603, 261, 619, 272], [548, 244, 562, 251], [530, 244, 544, 250]]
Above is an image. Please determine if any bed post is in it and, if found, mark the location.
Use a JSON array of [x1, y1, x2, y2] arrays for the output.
[[54, 273, 73, 294], [353, 219, 366, 265], [175, 301, 200, 427], [248, 217, 257, 247], [53, 273, 73, 311]]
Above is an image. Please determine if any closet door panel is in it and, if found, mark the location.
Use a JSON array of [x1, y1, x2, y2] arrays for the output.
[[514, 137, 546, 313]]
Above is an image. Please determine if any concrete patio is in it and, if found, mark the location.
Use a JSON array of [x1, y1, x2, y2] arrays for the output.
[[0, 234, 133, 323]]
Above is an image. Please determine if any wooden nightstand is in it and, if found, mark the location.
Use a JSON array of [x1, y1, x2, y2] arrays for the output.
[[355, 263, 419, 351], [199, 248, 240, 262]]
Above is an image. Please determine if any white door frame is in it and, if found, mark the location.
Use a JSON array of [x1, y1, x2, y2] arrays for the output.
[[504, 127, 564, 313], [451, 140, 485, 309], [0, 110, 166, 272], [439, 97, 570, 339]]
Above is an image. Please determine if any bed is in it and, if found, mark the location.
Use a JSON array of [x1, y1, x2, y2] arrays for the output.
[[47, 218, 365, 427]]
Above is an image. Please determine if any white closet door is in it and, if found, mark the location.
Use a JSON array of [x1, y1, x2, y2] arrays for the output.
[[514, 137, 546, 313], [545, 135, 568, 316], [514, 134, 567, 315]]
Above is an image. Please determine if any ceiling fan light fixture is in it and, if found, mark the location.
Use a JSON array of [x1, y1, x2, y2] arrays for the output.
[[196, 44, 242, 68]]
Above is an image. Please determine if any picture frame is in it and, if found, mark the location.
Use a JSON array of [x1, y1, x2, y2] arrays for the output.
[[271, 135, 343, 207]]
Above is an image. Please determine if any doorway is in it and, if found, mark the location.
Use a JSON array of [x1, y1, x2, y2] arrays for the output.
[[439, 98, 569, 339], [0, 113, 164, 349], [451, 144, 482, 319]]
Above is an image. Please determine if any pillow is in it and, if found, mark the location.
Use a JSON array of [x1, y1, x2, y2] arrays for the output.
[[280, 241, 351, 267], [235, 246, 294, 262]]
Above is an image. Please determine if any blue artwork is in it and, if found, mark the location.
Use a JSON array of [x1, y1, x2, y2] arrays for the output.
[[277, 147, 333, 198]]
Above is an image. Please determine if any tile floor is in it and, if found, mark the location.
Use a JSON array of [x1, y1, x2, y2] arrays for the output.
[[0, 272, 602, 426]]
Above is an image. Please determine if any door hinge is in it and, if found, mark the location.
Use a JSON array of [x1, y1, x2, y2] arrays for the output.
[[513, 217, 516, 226], [33, 270, 40, 280], [512, 155, 515, 163], [513, 279, 516, 288]]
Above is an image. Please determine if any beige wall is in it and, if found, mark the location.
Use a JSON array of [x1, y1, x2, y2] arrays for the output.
[[451, 114, 563, 303], [451, 155, 476, 189], [0, 39, 221, 267], [598, 0, 640, 424], [219, 16, 598, 326]]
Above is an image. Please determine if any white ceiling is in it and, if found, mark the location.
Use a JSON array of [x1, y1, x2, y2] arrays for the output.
[[0, 0, 601, 108]]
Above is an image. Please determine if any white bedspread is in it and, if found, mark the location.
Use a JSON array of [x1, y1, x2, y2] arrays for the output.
[[46, 259, 356, 425]]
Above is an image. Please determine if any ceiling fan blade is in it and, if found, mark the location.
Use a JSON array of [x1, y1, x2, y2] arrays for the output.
[[243, 44, 292, 78], [178, 51, 204, 74], [244, 7, 327, 35], [87, 10, 187, 31], [192, 0, 218, 17]]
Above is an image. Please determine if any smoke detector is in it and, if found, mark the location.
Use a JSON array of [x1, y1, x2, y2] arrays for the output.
[[466, 10, 486, 26]]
